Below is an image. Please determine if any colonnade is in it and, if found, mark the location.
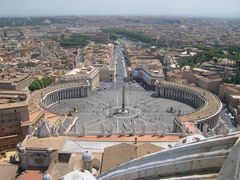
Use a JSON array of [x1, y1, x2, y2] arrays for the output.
[[196, 115, 219, 130], [156, 86, 205, 109], [41, 87, 89, 108], [173, 116, 219, 133], [155, 82, 222, 132]]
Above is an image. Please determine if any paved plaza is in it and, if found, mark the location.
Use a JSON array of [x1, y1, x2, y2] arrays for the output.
[[49, 84, 194, 135]]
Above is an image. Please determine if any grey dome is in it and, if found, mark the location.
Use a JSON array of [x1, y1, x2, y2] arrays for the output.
[[42, 172, 52, 180], [81, 151, 93, 161], [61, 170, 96, 180]]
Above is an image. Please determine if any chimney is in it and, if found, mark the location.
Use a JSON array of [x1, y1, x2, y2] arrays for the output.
[[134, 137, 137, 144]]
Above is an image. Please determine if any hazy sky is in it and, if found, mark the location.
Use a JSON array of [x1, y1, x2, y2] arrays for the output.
[[0, 0, 240, 18]]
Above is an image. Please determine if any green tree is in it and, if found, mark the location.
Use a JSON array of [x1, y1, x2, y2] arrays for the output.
[[28, 76, 54, 92], [37, 79, 44, 88], [59, 34, 87, 47], [109, 32, 117, 41], [102, 28, 153, 43]]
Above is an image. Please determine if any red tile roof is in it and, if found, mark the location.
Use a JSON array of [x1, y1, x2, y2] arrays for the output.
[[18, 170, 42, 180]]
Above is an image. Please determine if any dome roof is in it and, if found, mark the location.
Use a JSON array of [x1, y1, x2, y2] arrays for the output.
[[81, 151, 93, 161], [42, 172, 52, 180], [61, 170, 96, 180]]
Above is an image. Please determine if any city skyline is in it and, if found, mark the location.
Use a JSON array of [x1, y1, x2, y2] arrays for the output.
[[0, 4, 240, 179], [0, 0, 240, 18]]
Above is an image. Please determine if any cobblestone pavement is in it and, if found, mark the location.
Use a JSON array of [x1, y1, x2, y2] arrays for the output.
[[49, 84, 194, 135]]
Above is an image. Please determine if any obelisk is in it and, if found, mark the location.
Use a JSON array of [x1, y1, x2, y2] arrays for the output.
[[122, 85, 125, 112]]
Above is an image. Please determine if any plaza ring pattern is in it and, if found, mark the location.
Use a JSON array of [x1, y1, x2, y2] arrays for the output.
[[155, 81, 222, 132], [40, 81, 222, 134]]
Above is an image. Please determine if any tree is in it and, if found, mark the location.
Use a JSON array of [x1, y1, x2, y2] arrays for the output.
[[102, 28, 153, 43], [28, 76, 54, 92], [109, 32, 117, 41], [59, 34, 87, 47]]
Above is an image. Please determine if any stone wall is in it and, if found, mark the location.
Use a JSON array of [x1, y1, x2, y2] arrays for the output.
[[18, 146, 57, 170], [0, 105, 29, 137]]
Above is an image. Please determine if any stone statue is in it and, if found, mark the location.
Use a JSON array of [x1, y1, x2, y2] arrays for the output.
[[121, 127, 126, 136], [141, 123, 146, 136], [203, 123, 208, 137], [181, 125, 187, 137], [58, 122, 66, 135], [38, 118, 51, 137], [161, 126, 166, 137], [28, 125, 33, 136], [208, 128, 215, 137], [81, 122, 86, 136], [215, 122, 229, 135], [131, 121, 136, 135], [52, 126, 59, 136], [154, 123, 159, 136], [33, 127, 38, 136], [100, 123, 105, 137], [178, 110, 181, 116], [108, 123, 113, 136], [74, 122, 78, 134]]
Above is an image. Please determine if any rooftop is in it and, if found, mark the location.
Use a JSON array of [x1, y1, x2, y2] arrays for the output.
[[101, 142, 163, 173], [0, 73, 31, 84], [24, 135, 182, 152], [0, 101, 28, 110], [0, 90, 27, 106], [17, 170, 42, 180], [65, 66, 95, 76], [220, 83, 240, 94]]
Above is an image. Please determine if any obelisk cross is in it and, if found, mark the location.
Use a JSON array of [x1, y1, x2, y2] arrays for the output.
[[122, 85, 125, 112]]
